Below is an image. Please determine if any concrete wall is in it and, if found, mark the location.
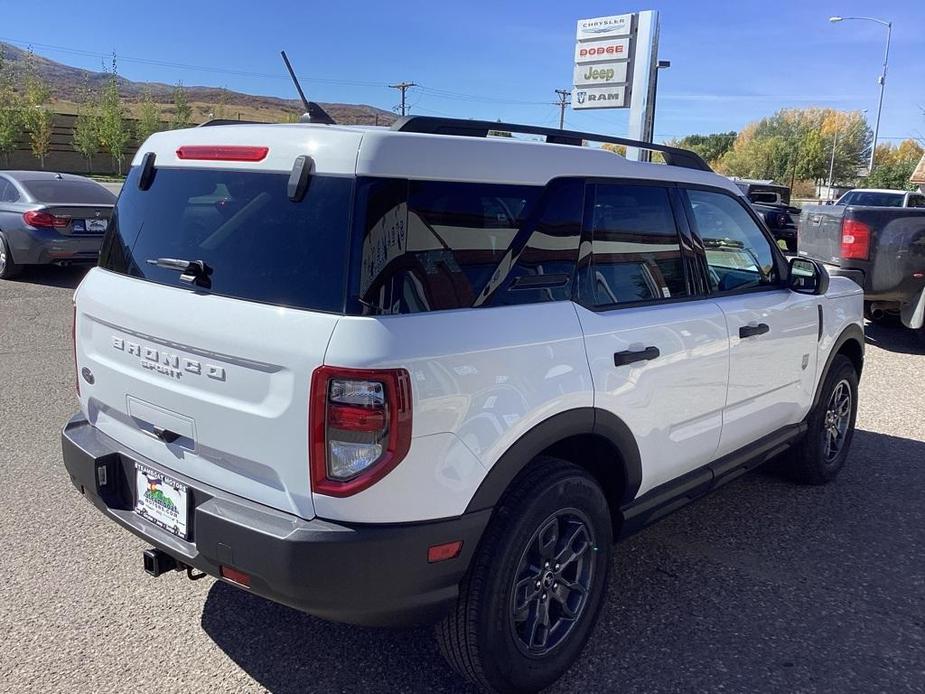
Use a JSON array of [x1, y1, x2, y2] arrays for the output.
[[3, 112, 149, 176]]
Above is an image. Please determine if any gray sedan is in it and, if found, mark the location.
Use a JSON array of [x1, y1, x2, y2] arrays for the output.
[[0, 171, 117, 279]]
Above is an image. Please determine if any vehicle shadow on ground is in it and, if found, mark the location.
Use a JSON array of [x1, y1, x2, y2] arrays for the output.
[[864, 320, 925, 355], [201, 429, 925, 694], [11, 265, 90, 289]]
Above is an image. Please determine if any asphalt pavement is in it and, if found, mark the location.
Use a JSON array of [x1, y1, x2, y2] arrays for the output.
[[2, 266, 923, 693]]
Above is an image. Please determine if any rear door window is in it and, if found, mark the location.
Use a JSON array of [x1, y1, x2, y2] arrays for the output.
[[21, 179, 116, 204], [584, 183, 689, 307], [100, 167, 353, 313]]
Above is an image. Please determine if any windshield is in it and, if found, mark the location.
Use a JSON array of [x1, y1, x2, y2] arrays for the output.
[[100, 167, 353, 313], [837, 191, 904, 207], [22, 179, 116, 204]]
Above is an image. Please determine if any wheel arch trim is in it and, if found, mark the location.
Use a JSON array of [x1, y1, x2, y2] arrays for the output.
[[464, 407, 642, 513], [813, 323, 864, 411]]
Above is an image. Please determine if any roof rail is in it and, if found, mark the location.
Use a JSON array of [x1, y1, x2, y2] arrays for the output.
[[390, 116, 711, 172], [198, 119, 268, 127]]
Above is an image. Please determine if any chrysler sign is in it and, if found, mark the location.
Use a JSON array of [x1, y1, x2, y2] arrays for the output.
[[575, 13, 633, 40]]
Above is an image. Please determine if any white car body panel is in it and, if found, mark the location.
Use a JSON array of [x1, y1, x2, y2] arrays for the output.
[[575, 301, 729, 494], [711, 289, 820, 458], [75, 268, 338, 520], [318, 302, 592, 522], [136, 123, 742, 193]]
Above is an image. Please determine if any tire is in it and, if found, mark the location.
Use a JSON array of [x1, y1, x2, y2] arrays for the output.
[[787, 354, 858, 484], [435, 457, 612, 693], [0, 232, 22, 280]]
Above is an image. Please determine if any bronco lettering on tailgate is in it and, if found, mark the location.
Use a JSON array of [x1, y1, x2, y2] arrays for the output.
[[112, 337, 226, 381]]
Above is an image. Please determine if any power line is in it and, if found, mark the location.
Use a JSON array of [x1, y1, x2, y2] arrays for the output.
[[389, 81, 417, 116], [0, 36, 388, 89]]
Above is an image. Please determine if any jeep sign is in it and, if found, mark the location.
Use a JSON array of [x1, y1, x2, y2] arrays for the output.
[[573, 86, 628, 109], [574, 38, 631, 64], [573, 62, 629, 87]]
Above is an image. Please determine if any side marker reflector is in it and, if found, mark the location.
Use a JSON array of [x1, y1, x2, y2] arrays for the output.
[[427, 541, 463, 563], [220, 565, 251, 587]]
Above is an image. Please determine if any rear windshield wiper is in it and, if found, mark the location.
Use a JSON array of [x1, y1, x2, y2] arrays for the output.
[[146, 257, 213, 289]]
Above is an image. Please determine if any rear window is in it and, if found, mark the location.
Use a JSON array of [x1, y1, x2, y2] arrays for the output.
[[100, 167, 352, 313], [838, 191, 904, 207], [21, 179, 116, 204]]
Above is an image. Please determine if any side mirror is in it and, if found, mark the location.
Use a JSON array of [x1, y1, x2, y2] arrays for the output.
[[788, 257, 829, 295]]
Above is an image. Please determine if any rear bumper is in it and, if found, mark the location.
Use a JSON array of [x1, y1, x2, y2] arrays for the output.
[[5, 227, 102, 265], [61, 414, 490, 627]]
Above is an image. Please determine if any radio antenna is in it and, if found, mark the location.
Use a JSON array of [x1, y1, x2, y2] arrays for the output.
[[280, 50, 335, 124]]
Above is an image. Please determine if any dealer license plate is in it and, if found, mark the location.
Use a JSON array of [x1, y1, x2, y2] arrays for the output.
[[71, 219, 108, 234], [134, 463, 189, 539]]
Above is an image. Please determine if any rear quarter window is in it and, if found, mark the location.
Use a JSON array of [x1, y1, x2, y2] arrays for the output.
[[352, 178, 554, 314]]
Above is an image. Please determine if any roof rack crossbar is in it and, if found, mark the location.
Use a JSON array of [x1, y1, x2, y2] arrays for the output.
[[390, 116, 712, 172]]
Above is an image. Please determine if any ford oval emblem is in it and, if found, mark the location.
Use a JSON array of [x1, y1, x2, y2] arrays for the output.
[[81, 367, 95, 385]]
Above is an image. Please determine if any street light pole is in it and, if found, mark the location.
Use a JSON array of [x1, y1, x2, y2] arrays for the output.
[[829, 16, 892, 172]]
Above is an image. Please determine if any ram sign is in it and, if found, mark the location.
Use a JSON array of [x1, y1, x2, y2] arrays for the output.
[[573, 86, 628, 108], [572, 13, 635, 110]]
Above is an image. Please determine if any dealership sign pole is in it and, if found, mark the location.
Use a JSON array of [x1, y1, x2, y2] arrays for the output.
[[572, 10, 660, 161]]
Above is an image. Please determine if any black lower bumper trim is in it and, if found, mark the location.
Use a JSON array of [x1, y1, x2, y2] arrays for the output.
[[61, 414, 490, 627]]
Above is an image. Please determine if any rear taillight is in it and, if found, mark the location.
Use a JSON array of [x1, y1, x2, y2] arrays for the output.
[[310, 366, 412, 497], [23, 210, 70, 229], [72, 304, 79, 397], [841, 218, 871, 260]]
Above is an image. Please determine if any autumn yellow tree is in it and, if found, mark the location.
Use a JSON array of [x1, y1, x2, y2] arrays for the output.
[[716, 108, 870, 188], [866, 139, 924, 190]]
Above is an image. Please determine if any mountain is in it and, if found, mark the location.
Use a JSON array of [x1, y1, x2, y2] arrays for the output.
[[0, 42, 397, 126]]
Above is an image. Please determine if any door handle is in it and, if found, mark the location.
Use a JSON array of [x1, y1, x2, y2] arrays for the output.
[[614, 346, 660, 367], [739, 323, 770, 338]]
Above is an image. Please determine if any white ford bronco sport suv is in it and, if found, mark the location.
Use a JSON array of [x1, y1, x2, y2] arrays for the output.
[[62, 116, 864, 693]]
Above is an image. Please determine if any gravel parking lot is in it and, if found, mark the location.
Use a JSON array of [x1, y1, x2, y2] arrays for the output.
[[2, 267, 923, 693]]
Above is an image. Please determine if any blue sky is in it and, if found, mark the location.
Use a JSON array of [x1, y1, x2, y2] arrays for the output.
[[1, 0, 922, 143]]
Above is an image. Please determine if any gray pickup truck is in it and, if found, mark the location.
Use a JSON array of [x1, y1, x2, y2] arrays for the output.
[[798, 189, 925, 329]]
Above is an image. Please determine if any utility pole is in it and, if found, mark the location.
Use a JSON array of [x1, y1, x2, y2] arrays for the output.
[[389, 82, 417, 116], [827, 120, 840, 201], [554, 89, 571, 129]]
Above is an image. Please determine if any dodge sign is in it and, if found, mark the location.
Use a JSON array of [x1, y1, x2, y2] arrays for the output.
[[574, 38, 631, 64]]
